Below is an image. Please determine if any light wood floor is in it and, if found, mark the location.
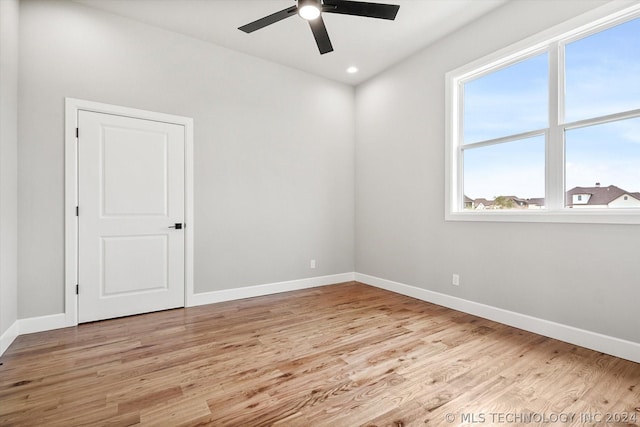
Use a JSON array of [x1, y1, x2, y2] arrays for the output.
[[1, 282, 638, 426]]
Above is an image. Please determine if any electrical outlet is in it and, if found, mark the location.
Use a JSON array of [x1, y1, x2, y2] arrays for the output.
[[452, 274, 460, 286], [310, 259, 316, 269]]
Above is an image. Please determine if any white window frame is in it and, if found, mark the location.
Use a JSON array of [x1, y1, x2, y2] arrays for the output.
[[445, 2, 640, 224]]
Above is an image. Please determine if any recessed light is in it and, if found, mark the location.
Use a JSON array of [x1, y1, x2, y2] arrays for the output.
[[346, 66, 359, 74]]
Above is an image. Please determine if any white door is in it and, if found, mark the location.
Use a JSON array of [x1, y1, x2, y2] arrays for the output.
[[78, 110, 185, 323]]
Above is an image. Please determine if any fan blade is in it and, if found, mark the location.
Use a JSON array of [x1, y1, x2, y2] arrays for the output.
[[308, 16, 333, 55], [323, 0, 399, 20], [238, 5, 298, 33]]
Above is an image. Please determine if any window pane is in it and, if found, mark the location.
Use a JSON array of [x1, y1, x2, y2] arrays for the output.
[[565, 116, 640, 208], [565, 17, 640, 123], [463, 135, 545, 210], [463, 53, 548, 144]]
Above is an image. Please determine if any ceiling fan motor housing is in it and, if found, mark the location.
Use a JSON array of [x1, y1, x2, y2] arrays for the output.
[[298, 0, 323, 7]]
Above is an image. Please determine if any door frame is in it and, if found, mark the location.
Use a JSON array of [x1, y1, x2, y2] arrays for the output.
[[64, 98, 194, 326]]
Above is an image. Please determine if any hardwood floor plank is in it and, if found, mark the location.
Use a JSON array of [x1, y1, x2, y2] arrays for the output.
[[359, 399, 427, 427], [1, 281, 638, 426]]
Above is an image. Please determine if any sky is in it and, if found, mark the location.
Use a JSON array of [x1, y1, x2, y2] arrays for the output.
[[462, 16, 640, 201]]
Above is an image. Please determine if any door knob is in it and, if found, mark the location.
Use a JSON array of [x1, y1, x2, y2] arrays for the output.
[[168, 223, 183, 229]]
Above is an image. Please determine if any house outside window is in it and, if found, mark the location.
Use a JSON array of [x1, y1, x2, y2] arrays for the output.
[[446, 4, 640, 224]]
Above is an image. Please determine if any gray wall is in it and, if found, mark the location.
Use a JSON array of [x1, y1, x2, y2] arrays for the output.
[[14, 0, 639, 348], [18, 0, 355, 318], [355, 0, 640, 344], [0, 0, 19, 338]]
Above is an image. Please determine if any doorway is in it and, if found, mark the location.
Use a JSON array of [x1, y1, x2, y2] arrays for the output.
[[65, 99, 194, 324]]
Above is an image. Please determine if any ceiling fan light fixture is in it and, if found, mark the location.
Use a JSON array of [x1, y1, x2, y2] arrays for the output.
[[298, 0, 321, 21], [239, 0, 400, 55]]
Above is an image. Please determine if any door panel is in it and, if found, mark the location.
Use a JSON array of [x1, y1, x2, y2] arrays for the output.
[[102, 127, 168, 216], [78, 110, 185, 323], [101, 235, 168, 295]]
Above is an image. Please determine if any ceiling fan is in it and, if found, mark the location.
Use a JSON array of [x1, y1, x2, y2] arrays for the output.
[[238, 0, 400, 55]]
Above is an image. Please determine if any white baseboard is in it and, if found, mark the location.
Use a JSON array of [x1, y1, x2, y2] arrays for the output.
[[6, 273, 637, 364], [0, 321, 19, 356], [355, 273, 640, 364], [188, 272, 356, 307], [18, 313, 69, 335], [1, 315, 68, 358]]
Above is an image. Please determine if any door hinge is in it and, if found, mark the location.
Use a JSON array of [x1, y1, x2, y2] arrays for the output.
[[76, 206, 79, 216], [76, 284, 79, 295], [76, 127, 79, 138]]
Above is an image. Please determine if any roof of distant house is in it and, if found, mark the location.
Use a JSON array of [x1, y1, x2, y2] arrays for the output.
[[566, 184, 640, 206], [473, 198, 494, 206]]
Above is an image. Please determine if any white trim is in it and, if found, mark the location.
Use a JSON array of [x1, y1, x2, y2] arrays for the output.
[[355, 273, 640, 364], [5, 274, 638, 364], [184, 122, 195, 307], [189, 273, 356, 307], [64, 98, 194, 327], [461, 128, 547, 151], [563, 107, 640, 131], [0, 321, 19, 356], [445, 209, 640, 225], [18, 313, 68, 335], [1, 313, 72, 357]]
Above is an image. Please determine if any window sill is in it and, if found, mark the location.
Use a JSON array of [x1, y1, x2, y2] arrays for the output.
[[445, 209, 640, 225]]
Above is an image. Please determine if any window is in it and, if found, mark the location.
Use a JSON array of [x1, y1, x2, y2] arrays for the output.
[[462, 54, 548, 209], [446, 4, 640, 223]]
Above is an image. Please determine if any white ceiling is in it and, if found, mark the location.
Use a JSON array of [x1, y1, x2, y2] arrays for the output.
[[75, 0, 508, 85]]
